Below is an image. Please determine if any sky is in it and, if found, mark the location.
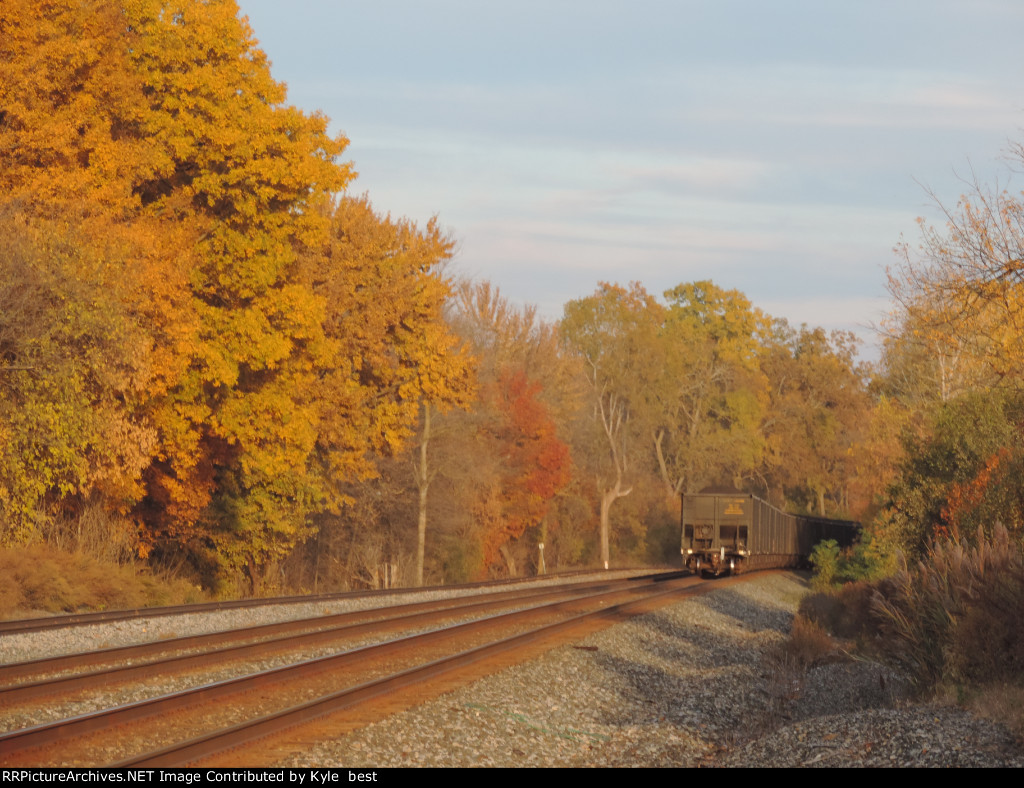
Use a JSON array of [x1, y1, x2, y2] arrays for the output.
[[236, 0, 1024, 360]]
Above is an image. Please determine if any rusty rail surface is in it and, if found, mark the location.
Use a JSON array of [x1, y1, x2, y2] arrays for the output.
[[0, 572, 704, 767], [126, 579, 712, 767], [0, 568, 666, 635], [0, 573, 674, 703]]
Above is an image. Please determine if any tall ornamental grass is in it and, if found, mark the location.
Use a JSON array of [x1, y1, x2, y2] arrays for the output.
[[871, 524, 1024, 690]]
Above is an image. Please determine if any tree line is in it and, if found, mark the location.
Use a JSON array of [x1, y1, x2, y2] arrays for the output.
[[2, 1, 1021, 596]]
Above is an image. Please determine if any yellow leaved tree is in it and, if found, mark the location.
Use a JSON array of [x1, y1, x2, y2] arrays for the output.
[[890, 165, 1024, 389], [1, 1, 475, 593]]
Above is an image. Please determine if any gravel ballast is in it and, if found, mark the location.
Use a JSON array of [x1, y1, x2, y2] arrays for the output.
[[277, 573, 1024, 768], [4, 572, 1022, 767], [0, 572, 645, 665]]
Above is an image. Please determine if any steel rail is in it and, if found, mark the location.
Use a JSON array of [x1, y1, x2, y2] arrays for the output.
[[0, 574, 695, 765], [120, 578, 712, 767], [0, 567, 670, 635], [0, 574, 661, 703], [1, 574, 649, 681]]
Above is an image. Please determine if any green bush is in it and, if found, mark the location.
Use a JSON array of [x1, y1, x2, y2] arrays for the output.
[[809, 539, 841, 590], [809, 532, 894, 591]]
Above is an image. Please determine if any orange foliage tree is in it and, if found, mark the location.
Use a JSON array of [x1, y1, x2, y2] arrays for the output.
[[118, 1, 351, 586], [758, 324, 869, 517], [305, 196, 475, 507], [0, 1, 478, 594], [0, 0, 161, 215], [0, 209, 159, 544], [407, 282, 575, 582], [0, 0, 198, 545], [307, 197, 476, 588], [476, 370, 571, 574]]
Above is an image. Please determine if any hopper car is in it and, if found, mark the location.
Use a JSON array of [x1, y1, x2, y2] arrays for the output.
[[681, 488, 857, 577]]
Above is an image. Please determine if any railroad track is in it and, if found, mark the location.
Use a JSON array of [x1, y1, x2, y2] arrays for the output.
[[0, 568, 623, 636], [0, 570, 724, 767], [1, 573, 674, 702]]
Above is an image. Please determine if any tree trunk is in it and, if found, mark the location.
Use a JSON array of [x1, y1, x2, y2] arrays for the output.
[[414, 402, 432, 587], [499, 543, 517, 577], [599, 475, 631, 569], [599, 489, 613, 568], [653, 429, 675, 499]]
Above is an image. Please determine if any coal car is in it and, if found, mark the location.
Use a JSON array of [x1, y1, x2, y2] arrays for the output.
[[681, 488, 857, 576]]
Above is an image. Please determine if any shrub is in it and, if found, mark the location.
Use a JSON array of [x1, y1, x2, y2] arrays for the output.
[[809, 533, 894, 591], [799, 581, 877, 642], [779, 614, 839, 668], [809, 539, 841, 590], [0, 543, 203, 618]]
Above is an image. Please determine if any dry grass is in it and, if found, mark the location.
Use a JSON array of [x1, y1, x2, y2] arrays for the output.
[[963, 682, 1024, 740], [798, 581, 877, 642], [778, 614, 844, 669], [871, 525, 1024, 690], [770, 527, 1024, 745], [798, 523, 1024, 722], [0, 543, 204, 619]]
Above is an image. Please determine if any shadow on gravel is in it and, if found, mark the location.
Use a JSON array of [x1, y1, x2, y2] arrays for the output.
[[689, 588, 794, 633], [581, 590, 794, 739], [584, 636, 769, 742], [579, 578, 910, 750]]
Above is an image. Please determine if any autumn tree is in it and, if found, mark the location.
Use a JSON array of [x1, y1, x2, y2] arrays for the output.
[[450, 283, 576, 575], [299, 198, 477, 589], [650, 281, 768, 498], [890, 160, 1024, 388], [877, 144, 1024, 554], [451, 280, 583, 423], [0, 1, 201, 552], [879, 390, 1024, 552], [880, 305, 986, 407], [844, 394, 910, 523], [758, 323, 869, 516], [403, 282, 573, 582], [0, 1, 487, 594], [561, 283, 662, 568], [0, 0, 160, 216], [0, 210, 157, 546], [290, 195, 476, 588], [123, 1, 352, 588], [482, 371, 571, 571], [941, 447, 1024, 540], [303, 196, 474, 504]]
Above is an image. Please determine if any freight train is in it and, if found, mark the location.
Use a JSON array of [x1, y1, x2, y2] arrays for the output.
[[681, 488, 858, 577]]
